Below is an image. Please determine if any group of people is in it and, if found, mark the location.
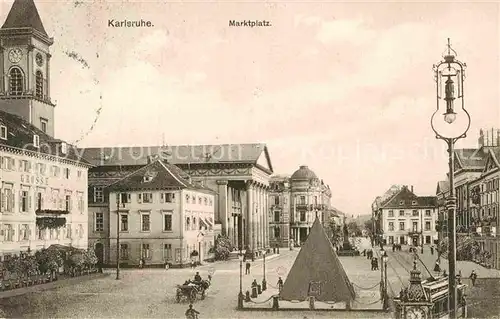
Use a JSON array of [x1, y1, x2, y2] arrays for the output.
[[391, 244, 402, 251], [362, 249, 374, 259]]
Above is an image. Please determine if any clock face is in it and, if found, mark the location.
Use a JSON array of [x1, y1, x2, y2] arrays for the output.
[[407, 307, 426, 319], [8, 48, 22, 63], [36, 53, 44, 67]]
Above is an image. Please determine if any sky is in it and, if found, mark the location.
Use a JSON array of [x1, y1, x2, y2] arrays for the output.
[[1, 0, 499, 216]]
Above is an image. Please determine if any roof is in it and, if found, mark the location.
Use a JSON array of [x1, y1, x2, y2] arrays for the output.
[[106, 159, 214, 193], [78, 143, 273, 173], [436, 181, 450, 195], [279, 217, 356, 302], [381, 186, 436, 208], [454, 148, 488, 169], [0, 110, 91, 166], [1, 0, 48, 37], [290, 165, 318, 180]]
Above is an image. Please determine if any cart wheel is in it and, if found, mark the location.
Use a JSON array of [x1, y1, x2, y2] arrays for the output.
[[165, 264, 170, 270], [190, 290, 196, 302]]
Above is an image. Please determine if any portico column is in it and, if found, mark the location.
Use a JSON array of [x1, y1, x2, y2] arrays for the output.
[[217, 180, 229, 237], [253, 185, 258, 250], [263, 186, 268, 248], [0, 46, 4, 94], [227, 186, 234, 245], [257, 185, 262, 249], [265, 186, 270, 248], [246, 181, 254, 252]]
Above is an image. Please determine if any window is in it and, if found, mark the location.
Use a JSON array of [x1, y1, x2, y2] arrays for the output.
[[35, 70, 43, 98], [192, 217, 197, 230], [77, 192, 84, 213], [40, 118, 47, 133], [192, 196, 196, 204], [274, 196, 280, 205], [141, 213, 150, 231], [37, 163, 46, 175], [185, 194, 190, 202], [299, 196, 306, 205], [388, 222, 394, 231], [425, 210, 431, 217], [20, 190, 29, 212], [93, 187, 104, 203], [425, 221, 431, 231], [412, 222, 418, 232], [9, 67, 23, 95], [36, 191, 43, 210], [78, 224, 84, 238], [0, 125, 7, 140], [77, 170, 82, 178], [64, 168, 70, 179], [51, 165, 60, 177], [20, 160, 31, 172], [186, 217, 191, 231], [120, 193, 131, 204], [33, 134, 39, 147], [412, 201, 417, 205], [142, 244, 151, 259], [120, 214, 128, 231], [141, 193, 153, 203], [163, 212, 172, 231], [20, 224, 30, 241], [399, 210, 405, 216], [399, 222, 405, 231], [3, 224, 14, 241], [65, 195, 72, 211], [204, 197, 207, 205], [300, 211, 306, 221], [120, 244, 129, 259], [198, 197, 202, 205], [274, 211, 280, 222], [426, 236, 431, 244], [412, 210, 419, 217], [314, 196, 318, 205], [2, 188, 14, 212], [274, 227, 280, 238], [209, 198, 213, 206], [163, 244, 172, 260], [61, 142, 67, 154], [399, 200, 404, 206], [160, 193, 175, 203], [388, 210, 394, 217], [95, 212, 104, 232]]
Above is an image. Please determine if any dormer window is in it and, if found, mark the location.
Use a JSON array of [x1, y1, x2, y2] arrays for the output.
[[143, 175, 153, 182], [399, 200, 404, 206], [412, 200, 417, 206], [33, 134, 40, 147], [61, 142, 67, 154], [0, 125, 7, 140]]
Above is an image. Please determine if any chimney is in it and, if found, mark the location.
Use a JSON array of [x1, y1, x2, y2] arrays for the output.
[[411, 185, 414, 193], [478, 129, 484, 147]]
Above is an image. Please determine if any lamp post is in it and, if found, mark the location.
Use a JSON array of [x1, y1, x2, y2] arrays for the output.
[[116, 191, 121, 280], [262, 250, 267, 291], [382, 251, 389, 310], [379, 248, 384, 297], [431, 38, 470, 319], [238, 253, 244, 309]]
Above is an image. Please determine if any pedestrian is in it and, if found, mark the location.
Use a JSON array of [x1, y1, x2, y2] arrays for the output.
[[191, 260, 196, 269], [139, 258, 144, 269], [185, 304, 200, 319], [430, 246, 434, 255], [362, 249, 366, 256], [434, 260, 441, 273], [245, 261, 251, 275], [277, 277, 284, 292], [469, 270, 478, 286]]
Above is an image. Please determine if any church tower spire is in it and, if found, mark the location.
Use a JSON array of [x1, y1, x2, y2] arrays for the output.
[[0, 0, 55, 136]]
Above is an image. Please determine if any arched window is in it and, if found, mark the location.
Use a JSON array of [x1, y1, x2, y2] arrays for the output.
[[9, 67, 24, 95], [35, 71, 43, 98], [193, 218, 196, 230], [186, 217, 190, 231]]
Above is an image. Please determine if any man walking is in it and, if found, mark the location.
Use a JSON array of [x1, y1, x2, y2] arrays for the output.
[[245, 260, 251, 275], [469, 270, 478, 286]]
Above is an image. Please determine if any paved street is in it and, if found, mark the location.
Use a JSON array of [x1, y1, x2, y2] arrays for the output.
[[0, 244, 391, 319]]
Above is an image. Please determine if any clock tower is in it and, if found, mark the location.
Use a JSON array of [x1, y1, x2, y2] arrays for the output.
[[0, 0, 55, 136]]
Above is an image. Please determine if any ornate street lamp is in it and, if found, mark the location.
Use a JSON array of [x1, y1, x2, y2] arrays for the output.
[[262, 250, 267, 291], [238, 253, 244, 309], [431, 38, 471, 319]]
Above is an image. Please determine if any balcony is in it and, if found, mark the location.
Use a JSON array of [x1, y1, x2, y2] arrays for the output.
[[296, 203, 311, 210], [35, 209, 70, 216]]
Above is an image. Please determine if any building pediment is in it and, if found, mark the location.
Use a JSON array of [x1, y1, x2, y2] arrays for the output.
[[482, 149, 500, 175]]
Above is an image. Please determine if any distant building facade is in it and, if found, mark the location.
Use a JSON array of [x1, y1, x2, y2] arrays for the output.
[[376, 185, 438, 246], [268, 165, 333, 247], [81, 144, 274, 259], [100, 159, 215, 267]]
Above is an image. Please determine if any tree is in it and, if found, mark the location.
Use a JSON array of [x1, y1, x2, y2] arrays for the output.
[[364, 219, 374, 237], [84, 249, 98, 271], [347, 221, 362, 237], [214, 235, 232, 261], [325, 218, 342, 246]]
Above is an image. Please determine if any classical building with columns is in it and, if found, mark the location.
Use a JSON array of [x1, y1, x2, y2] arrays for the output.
[[269, 166, 333, 248], [79, 143, 273, 260]]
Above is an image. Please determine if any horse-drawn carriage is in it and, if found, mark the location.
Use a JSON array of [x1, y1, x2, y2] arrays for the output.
[[176, 276, 211, 303]]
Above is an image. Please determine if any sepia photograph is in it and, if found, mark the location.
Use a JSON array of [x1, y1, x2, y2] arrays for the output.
[[0, 0, 499, 318]]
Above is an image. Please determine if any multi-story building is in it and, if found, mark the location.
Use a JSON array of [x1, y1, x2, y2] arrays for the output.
[[0, 0, 91, 259], [377, 185, 437, 246], [96, 159, 215, 267], [268, 166, 332, 247], [435, 180, 449, 243], [372, 185, 402, 244], [81, 144, 273, 258]]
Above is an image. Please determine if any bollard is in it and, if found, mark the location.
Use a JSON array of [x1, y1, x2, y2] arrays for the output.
[[272, 296, 279, 310], [251, 286, 258, 298], [245, 290, 251, 302], [273, 247, 276, 254], [262, 278, 267, 291], [309, 296, 315, 309], [257, 284, 262, 294]]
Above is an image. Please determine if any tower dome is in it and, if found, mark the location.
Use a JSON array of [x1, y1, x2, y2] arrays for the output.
[[291, 165, 318, 180]]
